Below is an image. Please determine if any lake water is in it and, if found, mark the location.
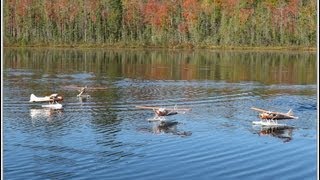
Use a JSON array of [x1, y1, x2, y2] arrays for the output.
[[3, 48, 317, 179]]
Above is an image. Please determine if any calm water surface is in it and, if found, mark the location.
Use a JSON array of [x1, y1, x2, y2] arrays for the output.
[[3, 48, 317, 179]]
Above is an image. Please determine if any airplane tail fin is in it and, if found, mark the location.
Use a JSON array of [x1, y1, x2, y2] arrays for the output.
[[287, 109, 293, 116], [29, 94, 37, 102]]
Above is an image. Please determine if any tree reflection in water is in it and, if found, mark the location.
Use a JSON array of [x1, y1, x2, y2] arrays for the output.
[[3, 48, 316, 84]]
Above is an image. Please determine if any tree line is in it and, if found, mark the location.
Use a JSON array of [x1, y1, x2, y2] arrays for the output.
[[4, 0, 317, 48]]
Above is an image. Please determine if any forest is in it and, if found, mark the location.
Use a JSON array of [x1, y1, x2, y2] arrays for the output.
[[3, 0, 317, 48]]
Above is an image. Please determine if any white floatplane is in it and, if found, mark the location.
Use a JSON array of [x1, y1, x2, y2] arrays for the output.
[[30, 93, 63, 102], [251, 107, 298, 126], [136, 105, 191, 121], [30, 93, 64, 109]]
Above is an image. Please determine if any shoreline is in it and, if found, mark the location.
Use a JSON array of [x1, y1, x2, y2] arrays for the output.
[[3, 44, 316, 52]]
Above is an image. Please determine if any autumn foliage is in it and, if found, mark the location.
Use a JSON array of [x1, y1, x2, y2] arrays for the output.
[[3, 0, 317, 47]]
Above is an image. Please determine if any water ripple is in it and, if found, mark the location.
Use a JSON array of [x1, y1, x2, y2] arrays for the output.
[[4, 75, 317, 180]]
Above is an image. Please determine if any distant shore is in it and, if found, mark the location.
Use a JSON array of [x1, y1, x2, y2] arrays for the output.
[[4, 43, 316, 52]]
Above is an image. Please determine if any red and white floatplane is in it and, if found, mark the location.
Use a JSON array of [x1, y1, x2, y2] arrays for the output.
[[251, 107, 298, 126]]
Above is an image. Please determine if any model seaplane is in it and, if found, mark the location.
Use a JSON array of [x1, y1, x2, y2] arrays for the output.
[[29, 93, 63, 109], [251, 107, 298, 126], [136, 105, 191, 121], [77, 86, 90, 98]]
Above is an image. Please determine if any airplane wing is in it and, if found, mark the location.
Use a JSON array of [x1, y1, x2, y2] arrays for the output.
[[135, 105, 191, 111], [251, 107, 270, 113], [136, 105, 160, 110]]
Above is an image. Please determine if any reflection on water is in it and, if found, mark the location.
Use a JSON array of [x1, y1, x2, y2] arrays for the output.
[[77, 95, 90, 103], [30, 108, 64, 127], [254, 125, 294, 143], [30, 108, 63, 119], [152, 121, 178, 134], [3, 48, 317, 180], [3, 48, 316, 84], [140, 121, 192, 137]]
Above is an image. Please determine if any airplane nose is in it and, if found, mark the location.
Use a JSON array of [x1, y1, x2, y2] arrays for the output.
[[259, 113, 268, 119]]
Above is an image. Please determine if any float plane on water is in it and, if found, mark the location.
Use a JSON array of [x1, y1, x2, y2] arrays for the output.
[[30, 93, 63, 103], [29, 93, 63, 109], [77, 86, 90, 98], [136, 105, 191, 121], [251, 107, 298, 126]]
